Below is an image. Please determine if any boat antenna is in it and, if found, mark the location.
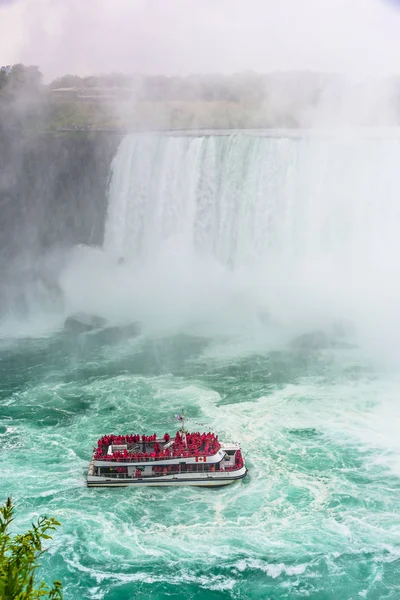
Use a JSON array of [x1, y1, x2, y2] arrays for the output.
[[174, 409, 208, 433], [177, 408, 187, 433], [181, 409, 188, 433]]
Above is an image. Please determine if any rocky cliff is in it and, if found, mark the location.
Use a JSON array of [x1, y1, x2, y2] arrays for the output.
[[0, 131, 120, 317]]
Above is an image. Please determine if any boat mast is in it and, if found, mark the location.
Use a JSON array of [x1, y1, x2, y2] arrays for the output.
[[180, 409, 187, 433]]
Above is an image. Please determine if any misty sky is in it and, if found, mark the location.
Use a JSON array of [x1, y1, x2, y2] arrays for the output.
[[1, 0, 400, 80]]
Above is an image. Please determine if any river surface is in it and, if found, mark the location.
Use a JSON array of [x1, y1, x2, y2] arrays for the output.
[[1, 329, 399, 599]]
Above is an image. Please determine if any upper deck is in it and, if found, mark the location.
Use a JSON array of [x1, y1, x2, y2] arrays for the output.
[[93, 430, 227, 466]]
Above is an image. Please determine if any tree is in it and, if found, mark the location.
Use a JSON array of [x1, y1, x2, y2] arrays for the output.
[[4, 64, 43, 94], [48, 74, 82, 90], [0, 69, 8, 91], [0, 497, 63, 599], [0, 64, 47, 132]]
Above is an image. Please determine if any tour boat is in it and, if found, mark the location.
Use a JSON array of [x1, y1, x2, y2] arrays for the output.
[[87, 411, 247, 488]]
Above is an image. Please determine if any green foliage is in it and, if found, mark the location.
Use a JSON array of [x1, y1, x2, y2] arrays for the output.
[[0, 65, 43, 96], [0, 70, 8, 91], [0, 64, 47, 134], [0, 497, 62, 600], [48, 74, 82, 90]]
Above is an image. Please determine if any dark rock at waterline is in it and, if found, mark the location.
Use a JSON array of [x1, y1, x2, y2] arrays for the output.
[[87, 321, 141, 344], [291, 330, 358, 350], [64, 313, 141, 342], [64, 313, 108, 332]]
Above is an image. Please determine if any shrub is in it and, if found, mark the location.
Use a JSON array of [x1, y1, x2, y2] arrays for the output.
[[0, 497, 63, 599]]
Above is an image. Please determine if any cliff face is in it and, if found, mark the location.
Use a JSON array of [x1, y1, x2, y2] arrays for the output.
[[0, 132, 120, 262], [0, 131, 120, 317]]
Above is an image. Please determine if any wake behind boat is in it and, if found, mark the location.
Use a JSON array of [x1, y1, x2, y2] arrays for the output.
[[87, 411, 247, 488]]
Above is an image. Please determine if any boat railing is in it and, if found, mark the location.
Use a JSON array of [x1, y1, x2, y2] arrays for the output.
[[94, 471, 180, 480], [94, 446, 222, 463], [95, 467, 243, 479], [95, 462, 244, 478]]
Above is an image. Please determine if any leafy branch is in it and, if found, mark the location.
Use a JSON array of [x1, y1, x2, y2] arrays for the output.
[[0, 497, 63, 599]]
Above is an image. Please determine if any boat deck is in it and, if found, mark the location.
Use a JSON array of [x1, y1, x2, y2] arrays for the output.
[[94, 431, 222, 463]]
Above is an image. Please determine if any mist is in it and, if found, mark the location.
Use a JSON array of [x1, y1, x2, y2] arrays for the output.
[[1, 0, 400, 364], [2, 0, 400, 79], [3, 0, 400, 132], [50, 129, 400, 371]]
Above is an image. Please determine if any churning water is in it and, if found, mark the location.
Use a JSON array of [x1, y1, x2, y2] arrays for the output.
[[1, 132, 400, 599]]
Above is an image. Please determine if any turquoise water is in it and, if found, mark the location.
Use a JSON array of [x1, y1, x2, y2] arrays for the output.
[[1, 329, 399, 600]]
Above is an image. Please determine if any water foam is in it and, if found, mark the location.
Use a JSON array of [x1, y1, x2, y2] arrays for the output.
[[55, 132, 400, 358]]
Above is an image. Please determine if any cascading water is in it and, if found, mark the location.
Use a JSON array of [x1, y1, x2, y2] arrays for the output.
[[105, 133, 400, 268], [2, 132, 400, 600], [71, 131, 400, 348]]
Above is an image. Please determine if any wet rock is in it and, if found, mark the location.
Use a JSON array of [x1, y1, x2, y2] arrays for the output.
[[64, 313, 107, 332], [291, 330, 357, 350]]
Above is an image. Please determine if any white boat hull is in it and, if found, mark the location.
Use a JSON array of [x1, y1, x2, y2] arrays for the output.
[[87, 467, 247, 488]]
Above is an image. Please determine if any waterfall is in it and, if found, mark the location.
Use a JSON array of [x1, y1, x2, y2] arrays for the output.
[[104, 132, 400, 274], [63, 131, 400, 345]]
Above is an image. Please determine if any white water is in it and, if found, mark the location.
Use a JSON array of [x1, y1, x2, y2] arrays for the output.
[[104, 133, 400, 270], [60, 132, 400, 359]]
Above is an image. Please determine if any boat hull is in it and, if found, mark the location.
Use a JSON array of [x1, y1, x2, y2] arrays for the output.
[[87, 468, 247, 488]]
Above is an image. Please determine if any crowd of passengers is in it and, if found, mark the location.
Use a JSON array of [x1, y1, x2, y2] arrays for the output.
[[98, 433, 159, 447], [94, 431, 221, 462], [235, 449, 244, 470], [107, 449, 244, 476]]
